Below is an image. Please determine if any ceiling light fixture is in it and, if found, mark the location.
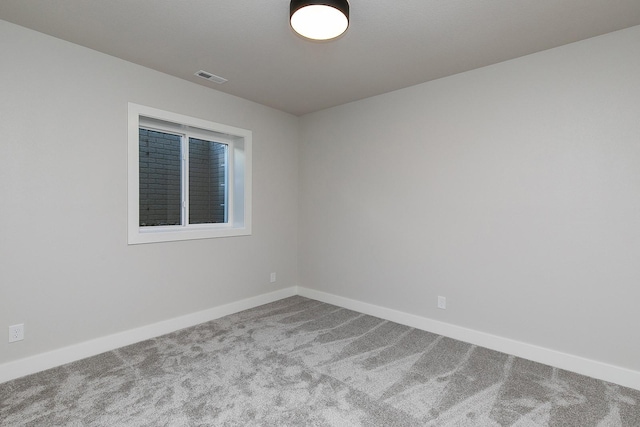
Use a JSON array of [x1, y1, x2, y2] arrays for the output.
[[290, 0, 350, 41]]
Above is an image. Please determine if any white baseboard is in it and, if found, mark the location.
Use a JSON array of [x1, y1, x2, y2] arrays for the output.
[[0, 287, 297, 384], [4, 285, 639, 392], [297, 287, 640, 392]]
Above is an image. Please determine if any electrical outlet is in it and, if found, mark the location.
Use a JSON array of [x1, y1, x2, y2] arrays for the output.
[[437, 296, 446, 310], [9, 324, 24, 343], [270, 272, 277, 283]]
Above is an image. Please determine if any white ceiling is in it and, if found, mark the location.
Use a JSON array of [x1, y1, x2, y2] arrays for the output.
[[2, 1, 640, 116]]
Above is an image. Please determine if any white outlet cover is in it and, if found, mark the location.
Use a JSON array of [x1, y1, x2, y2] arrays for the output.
[[437, 296, 446, 310], [270, 272, 276, 283], [9, 324, 24, 342]]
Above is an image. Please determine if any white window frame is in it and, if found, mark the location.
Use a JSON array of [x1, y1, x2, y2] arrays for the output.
[[128, 103, 251, 244]]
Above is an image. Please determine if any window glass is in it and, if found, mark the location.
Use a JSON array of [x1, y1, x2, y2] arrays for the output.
[[138, 129, 182, 226], [189, 138, 228, 224]]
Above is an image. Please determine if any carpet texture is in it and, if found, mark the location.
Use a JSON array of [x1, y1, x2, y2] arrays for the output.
[[1, 296, 639, 426]]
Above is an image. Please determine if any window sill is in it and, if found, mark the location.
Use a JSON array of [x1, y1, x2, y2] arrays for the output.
[[129, 224, 251, 245]]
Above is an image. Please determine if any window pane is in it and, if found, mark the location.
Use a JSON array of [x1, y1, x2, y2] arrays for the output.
[[139, 129, 182, 226], [189, 138, 227, 224]]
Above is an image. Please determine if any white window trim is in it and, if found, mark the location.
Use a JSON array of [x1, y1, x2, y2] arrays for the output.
[[128, 103, 252, 244]]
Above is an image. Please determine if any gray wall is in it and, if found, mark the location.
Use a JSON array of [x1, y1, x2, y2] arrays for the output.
[[3, 16, 640, 378], [0, 20, 299, 365], [299, 26, 640, 372]]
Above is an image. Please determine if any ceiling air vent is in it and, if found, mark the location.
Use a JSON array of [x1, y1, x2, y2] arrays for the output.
[[195, 70, 228, 84]]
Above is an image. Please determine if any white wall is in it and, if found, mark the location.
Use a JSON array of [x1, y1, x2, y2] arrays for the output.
[[299, 26, 640, 373], [0, 20, 299, 365]]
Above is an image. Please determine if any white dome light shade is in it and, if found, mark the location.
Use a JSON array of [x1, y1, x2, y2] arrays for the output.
[[290, 1, 349, 41]]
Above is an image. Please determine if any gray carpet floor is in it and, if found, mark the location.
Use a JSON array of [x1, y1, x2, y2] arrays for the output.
[[1, 296, 639, 426]]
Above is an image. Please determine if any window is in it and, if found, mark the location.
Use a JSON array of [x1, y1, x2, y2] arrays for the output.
[[137, 124, 228, 227], [128, 103, 251, 244]]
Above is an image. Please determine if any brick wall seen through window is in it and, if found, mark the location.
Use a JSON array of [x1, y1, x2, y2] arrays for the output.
[[139, 129, 181, 226], [138, 130, 227, 227]]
